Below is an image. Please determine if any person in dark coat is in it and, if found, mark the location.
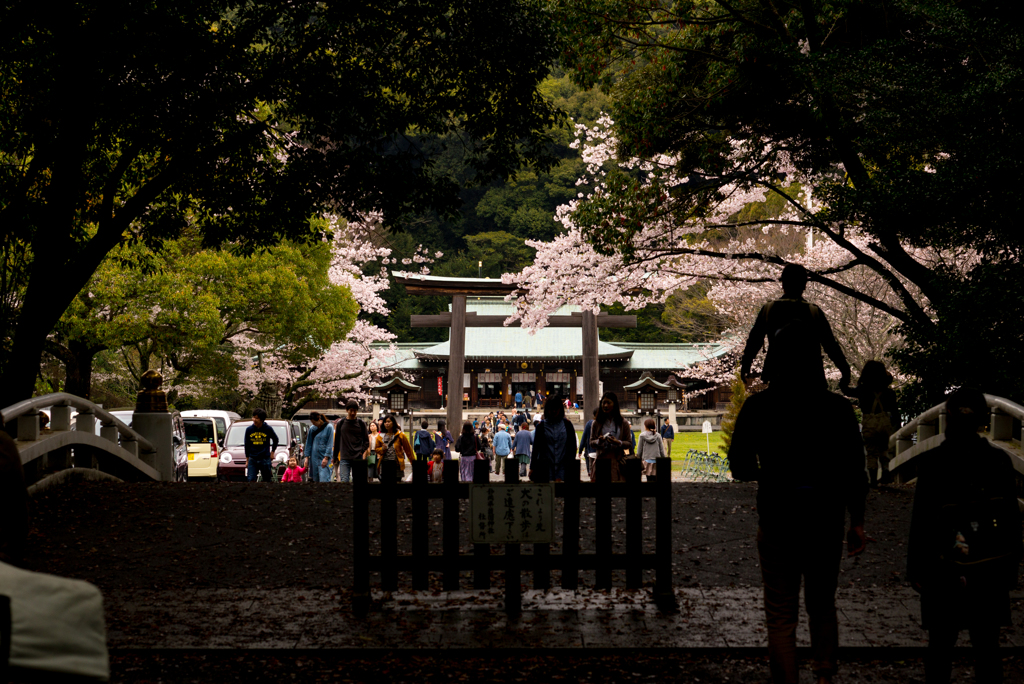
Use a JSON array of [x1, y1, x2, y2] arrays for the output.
[[907, 387, 1022, 684], [853, 360, 900, 486], [730, 326, 867, 684], [588, 392, 633, 482], [530, 394, 577, 482], [740, 264, 851, 393]]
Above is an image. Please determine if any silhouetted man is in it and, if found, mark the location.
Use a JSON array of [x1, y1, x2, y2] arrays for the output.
[[730, 328, 867, 684], [740, 264, 851, 393]]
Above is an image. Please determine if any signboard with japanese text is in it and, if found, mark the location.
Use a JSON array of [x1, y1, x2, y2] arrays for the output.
[[469, 484, 555, 544]]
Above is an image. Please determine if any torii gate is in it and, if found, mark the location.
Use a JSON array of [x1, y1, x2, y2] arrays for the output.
[[394, 272, 636, 431]]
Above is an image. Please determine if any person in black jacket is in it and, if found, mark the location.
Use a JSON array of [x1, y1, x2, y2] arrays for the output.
[[730, 328, 867, 684], [907, 388, 1022, 684], [244, 408, 279, 482], [530, 394, 578, 482]]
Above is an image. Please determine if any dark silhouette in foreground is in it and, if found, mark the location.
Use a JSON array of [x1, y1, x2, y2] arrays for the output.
[[730, 328, 867, 684], [907, 387, 1023, 684], [740, 264, 851, 393]]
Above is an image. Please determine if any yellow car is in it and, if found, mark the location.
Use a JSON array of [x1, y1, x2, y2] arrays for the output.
[[184, 417, 220, 479]]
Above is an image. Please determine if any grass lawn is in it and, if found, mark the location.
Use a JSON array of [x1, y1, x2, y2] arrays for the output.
[[575, 430, 727, 459]]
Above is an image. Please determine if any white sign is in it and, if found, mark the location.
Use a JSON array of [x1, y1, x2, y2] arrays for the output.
[[469, 484, 555, 543], [702, 420, 713, 434]]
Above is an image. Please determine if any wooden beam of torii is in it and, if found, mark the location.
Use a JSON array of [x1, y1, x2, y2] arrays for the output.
[[393, 272, 636, 431]]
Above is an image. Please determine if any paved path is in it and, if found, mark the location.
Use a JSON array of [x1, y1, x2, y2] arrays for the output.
[[104, 585, 1024, 651]]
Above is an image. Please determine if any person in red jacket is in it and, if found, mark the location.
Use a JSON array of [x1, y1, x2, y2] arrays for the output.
[[280, 457, 307, 483]]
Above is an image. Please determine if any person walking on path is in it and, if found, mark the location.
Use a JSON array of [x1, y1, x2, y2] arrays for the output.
[[332, 400, 368, 483], [659, 417, 675, 458], [589, 392, 633, 482], [513, 421, 534, 478], [907, 387, 1022, 684], [364, 421, 380, 482], [413, 420, 434, 462], [280, 457, 306, 482], [637, 417, 667, 481], [478, 425, 494, 473], [729, 332, 867, 684], [578, 408, 598, 478], [740, 263, 851, 393], [455, 421, 480, 482], [374, 415, 414, 482], [515, 390, 523, 408], [245, 408, 279, 482], [530, 394, 576, 482], [493, 424, 512, 475], [853, 361, 900, 486], [434, 420, 454, 460], [304, 411, 335, 484]]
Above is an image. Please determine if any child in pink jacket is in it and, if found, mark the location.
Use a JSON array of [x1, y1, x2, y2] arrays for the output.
[[280, 457, 306, 482]]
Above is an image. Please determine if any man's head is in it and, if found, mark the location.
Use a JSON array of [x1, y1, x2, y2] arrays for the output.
[[780, 263, 808, 298], [944, 387, 988, 440], [252, 407, 268, 427], [345, 399, 359, 420], [421, 420, 429, 429]]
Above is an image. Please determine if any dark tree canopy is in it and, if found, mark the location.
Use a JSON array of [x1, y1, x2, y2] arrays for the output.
[[0, 0, 562, 405], [551, 0, 1024, 406]]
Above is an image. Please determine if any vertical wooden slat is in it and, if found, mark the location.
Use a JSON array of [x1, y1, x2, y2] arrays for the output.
[[504, 461, 521, 615], [380, 459, 398, 591], [443, 459, 460, 591], [595, 457, 612, 589], [561, 458, 580, 590], [655, 456, 673, 606], [625, 458, 642, 588], [473, 458, 491, 589], [533, 458, 550, 590], [411, 459, 429, 591], [352, 458, 370, 616]]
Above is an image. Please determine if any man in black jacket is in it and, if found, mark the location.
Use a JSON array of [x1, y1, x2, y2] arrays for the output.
[[730, 331, 867, 684], [332, 399, 368, 483], [244, 408, 279, 482]]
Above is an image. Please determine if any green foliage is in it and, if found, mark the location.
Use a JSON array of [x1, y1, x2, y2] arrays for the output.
[[0, 0, 563, 403], [719, 372, 747, 456], [55, 235, 358, 400]]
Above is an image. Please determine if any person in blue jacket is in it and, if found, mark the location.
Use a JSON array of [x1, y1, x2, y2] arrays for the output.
[[304, 411, 335, 483]]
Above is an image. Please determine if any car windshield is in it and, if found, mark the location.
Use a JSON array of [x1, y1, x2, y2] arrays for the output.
[[183, 419, 215, 444], [225, 423, 287, 447]]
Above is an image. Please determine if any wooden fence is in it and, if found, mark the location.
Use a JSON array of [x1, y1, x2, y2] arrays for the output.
[[351, 456, 674, 615]]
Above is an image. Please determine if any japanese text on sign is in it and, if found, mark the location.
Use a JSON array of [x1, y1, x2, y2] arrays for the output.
[[469, 484, 554, 543]]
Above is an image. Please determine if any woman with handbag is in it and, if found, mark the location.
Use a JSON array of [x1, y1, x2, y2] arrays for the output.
[[374, 415, 414, 482], [589, 392, 633, 482], [364, 421, 380, 482]]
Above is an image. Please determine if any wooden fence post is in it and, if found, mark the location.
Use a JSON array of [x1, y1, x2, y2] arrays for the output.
[[533, 458, 551, 590], [443, 460, 460, 591], [411, 459, 429, 591], [594, 457, 612, 589], [624, 458, 642, 589], [561, 459, 580, 590], [504, 458, 521, 615], [654, 456, 675, 610], [352, 459, 370, 616], [473, 459, 491, 589], [380, 459, 398, 591]]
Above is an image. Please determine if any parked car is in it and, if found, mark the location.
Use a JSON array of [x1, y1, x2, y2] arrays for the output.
[[220, 419, 304, 482], [180, 410, 242, 447], [183, 416, 221, 479], [107, 409, 190, 482]]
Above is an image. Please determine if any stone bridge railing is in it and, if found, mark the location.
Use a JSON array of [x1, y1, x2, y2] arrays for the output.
[[888, 394, 1024, 497], [1, 392, 162, 487]]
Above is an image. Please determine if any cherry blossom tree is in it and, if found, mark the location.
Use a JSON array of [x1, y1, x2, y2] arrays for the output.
[[503, 117, 970, 395]]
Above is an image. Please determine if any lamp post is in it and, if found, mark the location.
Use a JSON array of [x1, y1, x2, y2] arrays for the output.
[[478, 260, 482, 278]]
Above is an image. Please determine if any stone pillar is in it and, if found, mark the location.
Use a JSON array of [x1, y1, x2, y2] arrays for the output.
[[372, 400, 381, 422], [133, 413, 173, 480], [582, 310, 600, 424], [668, 402, 677, 429], [447, 295, 467, 434]]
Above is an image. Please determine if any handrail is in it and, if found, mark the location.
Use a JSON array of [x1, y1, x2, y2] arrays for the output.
[[889, 393, 1024, 448], [0, 392, 156, 454]]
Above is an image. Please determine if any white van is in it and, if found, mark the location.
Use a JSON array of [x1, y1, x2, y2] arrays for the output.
[[180, 410, 242, 446]]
